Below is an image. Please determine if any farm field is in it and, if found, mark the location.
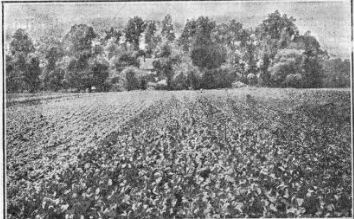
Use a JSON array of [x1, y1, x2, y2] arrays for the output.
[[5, 88, 352, 218]]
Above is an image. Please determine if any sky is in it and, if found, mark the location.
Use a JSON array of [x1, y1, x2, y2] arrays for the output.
[[3, 0, 351, 58]]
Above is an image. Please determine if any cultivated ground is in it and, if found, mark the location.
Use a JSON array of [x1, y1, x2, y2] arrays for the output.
[[5, 88, 352, 218]]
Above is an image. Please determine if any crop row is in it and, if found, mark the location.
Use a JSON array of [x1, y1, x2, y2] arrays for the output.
[[6, 90, 352, 218]]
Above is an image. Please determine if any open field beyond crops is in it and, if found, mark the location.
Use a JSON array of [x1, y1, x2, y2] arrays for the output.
[[6, 88, 352, 218]]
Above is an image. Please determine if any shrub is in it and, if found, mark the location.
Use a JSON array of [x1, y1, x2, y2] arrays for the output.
[[187, 67, 202, 90], [146, 82, 157, 90], [171, 72, 189, 90], [155, 79, 168, 90], [190, 42, 227, 70], [110, 82, 126, 92], [114, 52, 139, 72], [269, 60, 301, 87], [322, 58, 350, 88], [285, 73, 303, 88], [268, 49, 303, 87], [232, 81, 247, 88], [123, 67, 140, 91], [122, 67, 149, 91], [301, 53, 323, 88], [139, 75, 149, 90], [247, 73, 257, 85], [173, 55, 202, 90], [43, 68, 65, 91], [200, 65, 237, 89]]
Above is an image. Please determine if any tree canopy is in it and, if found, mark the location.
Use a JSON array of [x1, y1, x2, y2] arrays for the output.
[[125, 16, 146, 50], [5, 11, 349, 93]]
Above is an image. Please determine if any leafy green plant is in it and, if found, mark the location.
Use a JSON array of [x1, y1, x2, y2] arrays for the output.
[[6, 89, 352, 218]]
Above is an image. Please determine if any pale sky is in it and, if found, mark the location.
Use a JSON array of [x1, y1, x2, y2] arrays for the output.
[[3, 0, 351, 58]]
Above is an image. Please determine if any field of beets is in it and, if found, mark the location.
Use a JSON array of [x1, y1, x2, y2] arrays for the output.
[[6, 88, 352, 218]]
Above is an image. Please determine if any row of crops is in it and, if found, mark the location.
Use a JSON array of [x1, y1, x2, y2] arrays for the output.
[[6, 92, 166, 218], [6, 89, 352, 218]]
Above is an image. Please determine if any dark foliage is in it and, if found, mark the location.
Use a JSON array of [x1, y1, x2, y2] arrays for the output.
[[5, 11, 349, 93]]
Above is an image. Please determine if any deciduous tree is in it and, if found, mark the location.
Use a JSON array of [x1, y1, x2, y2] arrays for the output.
[[144, 20, 161, 56], [161, 14, 176, 42], [125, 16, 146, 50], [7, 29, 41, 92]]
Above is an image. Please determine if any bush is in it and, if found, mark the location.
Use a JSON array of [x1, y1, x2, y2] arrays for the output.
[[232, 81, 247, 88], [247, 73, 257, 85], [110, 82, 126, 92], [139, 75, 149, 90], [322, 58, 350, 88], [114, 52, 139, 72], [123, 67, 140, 91], [173, 55, 202, 90], [146, 82, 157, 90], [268, 49, 303, 87], [122, 67, 149, 91], [171, 72, 189, 90], [269, 60, 301, 87], [43, 68, 65, 91], [301, 54, 323, 88], [200, 65, 237, 89], [149, 79, 168, 90], [187, 68, 202, 90], [285, 73, 303, 88], [190, 42, 227, 70]]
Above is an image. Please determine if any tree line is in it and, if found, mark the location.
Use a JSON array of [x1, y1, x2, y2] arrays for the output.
[[5, 10, 350, 93]]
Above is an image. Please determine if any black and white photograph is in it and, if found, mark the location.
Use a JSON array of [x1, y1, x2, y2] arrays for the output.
[[1, 0, 352, 218]]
